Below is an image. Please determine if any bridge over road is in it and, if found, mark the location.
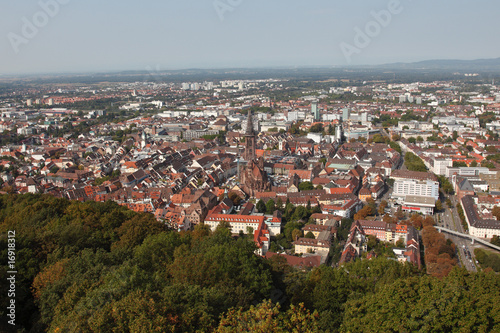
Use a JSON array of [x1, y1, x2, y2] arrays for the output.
[[435, 227, 500, 252]]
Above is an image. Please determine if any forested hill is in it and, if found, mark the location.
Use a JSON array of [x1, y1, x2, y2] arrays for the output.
[[1, 194, 499, 332]]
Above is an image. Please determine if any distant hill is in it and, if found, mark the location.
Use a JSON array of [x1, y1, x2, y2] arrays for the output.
[[376, 58, 500, 71], [4, 57, 500, 83]]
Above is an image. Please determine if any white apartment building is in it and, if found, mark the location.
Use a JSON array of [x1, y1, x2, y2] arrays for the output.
[[432, 159, 453, 176], [392, 179, 439, 202], [462, 195, 500, 239]]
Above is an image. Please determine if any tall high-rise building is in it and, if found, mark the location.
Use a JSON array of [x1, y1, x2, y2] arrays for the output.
[[336, 125, 342, 142], [312, 102, 320, 121], [361, 112, 368, 123], [342, 108, 350, 122]]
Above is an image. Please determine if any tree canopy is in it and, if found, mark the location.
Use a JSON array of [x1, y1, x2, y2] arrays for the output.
[[405, 152, 427, 172], [1, 194, 499, 332]]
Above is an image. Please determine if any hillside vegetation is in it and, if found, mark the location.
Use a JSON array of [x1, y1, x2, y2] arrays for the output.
[[0, 194, 499, 332]]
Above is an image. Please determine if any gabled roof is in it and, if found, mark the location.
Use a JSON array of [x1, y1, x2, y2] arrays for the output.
[[458, 178, 475, 192]]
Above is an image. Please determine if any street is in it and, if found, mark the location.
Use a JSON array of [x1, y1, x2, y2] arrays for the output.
[[373, 133, 480, 272], [437, 195, 478, 272]]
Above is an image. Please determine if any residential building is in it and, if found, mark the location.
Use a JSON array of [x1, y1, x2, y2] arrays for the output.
[[461, 195, 500, 239]]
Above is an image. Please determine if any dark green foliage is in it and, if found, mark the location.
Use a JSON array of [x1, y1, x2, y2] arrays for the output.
[[309, 123, 323, 133], [291, 206, 308, 221], [482, 160, 496, 169], [305, 232, 315, 239], [292, 258, 422, 332], [284, 221, 305, 242], [94, 169, 121, 186], [371, 134, 389, 144], [475, 248, 500, 272], [368, 238, 398, 258], [487, 153, 500, 164], [427, 135, 442, 142], [435, 199, 443, 211], [275, 197, 283, 212], [1, 194, 499, 333], [372, 114, 398, 127], [328, 218, 354, 264], [0, 194, 166, 331], [438, 175, 454, 195], [312, 204, 322, 214], [298, 181, 314, 192], [453, 161, 468, 168], [227, 192, 241, 206], [328, 124, 335, 135], [341, 269, 500, 332], [456, 203, 468, 231], [337, 218, 354, 241], [389, 141, 402, 154], [405, 152, 427, 172], [256, 199, 266, 213], [266, 199, 276, 215], [386, 178, 395, 187]]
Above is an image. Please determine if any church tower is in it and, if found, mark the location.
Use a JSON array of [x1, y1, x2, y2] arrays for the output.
[[244, 111, 256, 161], [240, 110, 271, 197]]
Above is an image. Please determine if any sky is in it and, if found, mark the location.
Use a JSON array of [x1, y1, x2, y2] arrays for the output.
[[1, 0, 499, 75]]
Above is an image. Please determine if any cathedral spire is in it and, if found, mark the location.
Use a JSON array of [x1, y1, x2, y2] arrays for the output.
[[244, 110, 256, 161], [245, 110, 254, 135]]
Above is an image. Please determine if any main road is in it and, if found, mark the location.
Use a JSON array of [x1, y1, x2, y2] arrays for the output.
[[437, 195, 478, 272], [378, 131, 479, 271]]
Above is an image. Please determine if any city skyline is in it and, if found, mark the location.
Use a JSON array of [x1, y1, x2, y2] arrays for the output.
[[2, 0, 500, 75]]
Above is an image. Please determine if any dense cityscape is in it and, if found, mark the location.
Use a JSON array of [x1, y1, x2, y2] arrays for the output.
[[2, 1, 500, 330], [2, 76, 500, 241], [1, 67, 500, 331]]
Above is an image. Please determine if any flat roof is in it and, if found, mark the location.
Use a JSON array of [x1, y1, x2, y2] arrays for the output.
[[391, 170, 437, 182], [404, 195, 436, 206]]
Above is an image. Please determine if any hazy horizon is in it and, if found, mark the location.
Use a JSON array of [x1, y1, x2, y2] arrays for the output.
[[2, 0, 500, 75]]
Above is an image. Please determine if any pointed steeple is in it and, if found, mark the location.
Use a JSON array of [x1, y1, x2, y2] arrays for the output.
[[245, 110, 254, 135], [244, 110, 256, 161]]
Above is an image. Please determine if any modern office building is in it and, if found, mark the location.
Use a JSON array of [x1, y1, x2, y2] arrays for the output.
[[342, 108, 350, 122], [311, 102, 320, 121]]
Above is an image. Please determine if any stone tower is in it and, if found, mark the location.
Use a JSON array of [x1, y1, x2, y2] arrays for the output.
[[244, 111, 256, 161]]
